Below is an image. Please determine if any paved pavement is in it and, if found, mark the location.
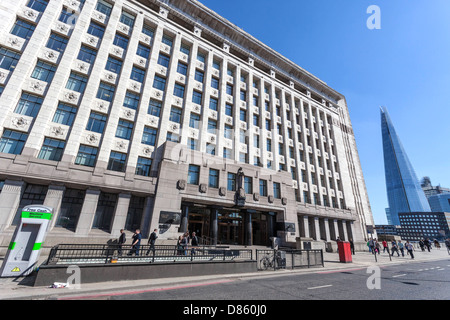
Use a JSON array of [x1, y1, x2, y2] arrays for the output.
[[0, 247, 448, 300]]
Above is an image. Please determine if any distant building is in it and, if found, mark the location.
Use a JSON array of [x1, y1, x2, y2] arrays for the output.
[[380, 107, 431, 225], [374, 224, 399, 236], [428, 194, 450, 212], [398, 212, 450, 241], [421, 177, 450, 199]]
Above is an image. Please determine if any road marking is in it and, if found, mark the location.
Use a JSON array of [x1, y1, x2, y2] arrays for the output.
[[307, 284, 333, 290], [392, 274, 407, 278]]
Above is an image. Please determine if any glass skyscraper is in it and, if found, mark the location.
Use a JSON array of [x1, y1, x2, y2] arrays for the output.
[[380, 107, 431, 225]]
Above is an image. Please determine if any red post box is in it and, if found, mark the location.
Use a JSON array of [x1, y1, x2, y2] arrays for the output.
[[337, 241, 352, 263]]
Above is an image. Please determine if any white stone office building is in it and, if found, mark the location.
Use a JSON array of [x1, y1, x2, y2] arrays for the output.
[[0, 0, 374, 253]]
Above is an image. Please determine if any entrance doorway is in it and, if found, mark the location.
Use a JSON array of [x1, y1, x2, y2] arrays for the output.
[[218, 211, 243, 245]]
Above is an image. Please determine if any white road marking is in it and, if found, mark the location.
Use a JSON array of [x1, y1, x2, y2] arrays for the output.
[[307, 284, 333, 290], [392, 274, 407, 278]]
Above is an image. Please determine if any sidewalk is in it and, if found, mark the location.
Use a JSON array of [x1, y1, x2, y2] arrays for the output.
[[0, 248, 448, 300]]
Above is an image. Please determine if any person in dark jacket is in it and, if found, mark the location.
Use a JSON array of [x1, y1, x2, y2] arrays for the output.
[[191, 232, 199, 255], [117, 229, 126, 256], [146, 229, 158, 255], [128, 229, 142, 256]]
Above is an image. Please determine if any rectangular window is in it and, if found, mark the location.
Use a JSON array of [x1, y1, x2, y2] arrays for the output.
[[115, 119, 133, 140], [53, 102, 77, 126], [197, 52, 205, 63], [177, 62, 188, 76], [77, 45, 97, 64], [119, 11, 135, 28], [38, 137, 65, 161], [189, 113, 200, 129], [209, 98, 218, 111], [105, 56, 122, 74], [142, 24, 155, 38], [123, 91, 140, 110], [148, 99, 161, 117], [244, 176, 253, 194], [10, 19, 36, 40], [192, 90, 202, 105], [142, 126, 157, 146], [166, 132, 180, 143], [188, 138, 197, 151], [59, 7, 76, 24], [56, 188, 86, 230], [195, 69, 204, 83], [273, 182, 281, 199], [86, 111, 107, 133], [188, 165, 200, 185], [27, 0, 48, 12], [157, 53, 170, 68], [227, 173, 236, 191], [153, 75, 166, 91], [96, 82, 115, 102], [46, 33, 69, 52], [224, 124, 233, 139], [136, 157, 152, 177], [0, 48, 21, 71], [211, 77, 219, 89], [87, 21, 105, 38], [162, 34, 173, 47], [0, 130, 28, 155], [136, 44, 150, 59], [14, 92, 43, 117], [226, 84, 233, 95], [259, 179, 267, 196], [223, 148, 231, 159], [173, 83, 185, 99], [66, 72, 88, 93], [107, 151, 127, 172], [95, 0, 113, 17], [206, 143, 215, 155], [213, 60, 221, 70], [209, 169, 219, 188], [207, 119, 217, 134], [169, 107, 182, 123], [113, 33, 129, 50], [75, 144, 98, 167], [130, 66, 145, 83], [225, 104, 233, 117], [31, 60, 56, 82]]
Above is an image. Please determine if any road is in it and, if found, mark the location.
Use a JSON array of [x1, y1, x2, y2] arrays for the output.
[[61, 259, 450, 301]]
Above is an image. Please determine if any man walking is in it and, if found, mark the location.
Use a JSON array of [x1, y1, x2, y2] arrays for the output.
[[405, 241, 414, 259], [117, 229, 126, 256], [398, 240, 405, 257], [146, 229, 158, 256], [128, 229, 142, 256]]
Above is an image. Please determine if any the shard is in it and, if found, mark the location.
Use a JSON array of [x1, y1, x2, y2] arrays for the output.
[[380, 107, 431, 225]]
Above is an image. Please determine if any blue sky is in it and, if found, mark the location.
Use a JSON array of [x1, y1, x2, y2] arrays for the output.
[[199, 0, 450, 224]]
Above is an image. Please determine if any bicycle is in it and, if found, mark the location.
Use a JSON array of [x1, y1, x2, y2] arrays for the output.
[[259, 252, 275, 270]]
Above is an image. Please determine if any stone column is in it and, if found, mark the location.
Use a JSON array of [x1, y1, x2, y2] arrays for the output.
[[333, 219, 340, 240], [347, 221, 355, 242], [43, 185, 66, 229], [210, 208, 219, 245], [342, 220, 348, 241], [267, 212, 275, 238], [75, 189, 101, 236], [312, 217, 320, 241], [303, 215, 310, 238], [323, 218, 331, 242], [244, 210, 252, 246], [0, 180, 25, 231], [179, 204, 189, 234], [110, 193, 132, 238], [140, 196, 154, 238]]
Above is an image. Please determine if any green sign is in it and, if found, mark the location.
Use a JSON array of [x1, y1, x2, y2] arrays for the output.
[[21, 211, 53, 220]]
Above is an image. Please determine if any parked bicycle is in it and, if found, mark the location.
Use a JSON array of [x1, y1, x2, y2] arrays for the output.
[[259, 252, 275, 270]]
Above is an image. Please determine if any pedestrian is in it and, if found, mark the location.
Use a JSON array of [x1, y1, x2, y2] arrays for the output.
[[128, 229, 142, 256], [117, 229, 126, 256], [433, 239, 440, 249], [419, 239, 425, 252], [369, 238, 375, 254], [375, 239, 381, 255], [424, 238, 431, 252], [367, 240, 371, 253], [349, 238, 355, 255], [382, 240, 388, 253], [181, 232, 189, 255], [391, 240, 400, 257], [405, 241, 414, 259], [146, 228, 158, 255], [398, 240, 405, 257], [176, 235, 184, 255], [191, 231, 199, 255]]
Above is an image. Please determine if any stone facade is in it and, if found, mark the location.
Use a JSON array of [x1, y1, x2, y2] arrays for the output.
[[0, 0, 374, 254]]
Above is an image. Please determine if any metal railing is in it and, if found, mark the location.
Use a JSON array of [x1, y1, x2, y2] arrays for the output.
[[256, 249, 324, 271], [45, 244, 253, 265]]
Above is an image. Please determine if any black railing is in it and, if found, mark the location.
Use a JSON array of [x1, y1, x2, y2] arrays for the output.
[[45, 244, 253, 265], [256, 249, 324, 271]]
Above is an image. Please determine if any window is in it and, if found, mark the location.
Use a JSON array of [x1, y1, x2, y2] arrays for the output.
[[225, 104, 233, 116], [226, 84, 233, 95], [209, 169, 219, 188], [224, 124, 233, 139], [119, 11, 135, 28], [142, 24, 155, 38], [211, 77, 219, 89], [86, 112, 107, 133], [240, 109, 246, 121], [192, 90, 202, 105], [189, 113, 200, 129], [38, 138, 65, 161], [59, 7, 77, 24], [213, 60, 221, 69], [96, 82, 115, 102], [223, 148, 231, 159], [136, 44, 150, 59], [0, 130, 28, 155], [148, 99, 161, 117], [46, 33, 69, 52], [105, 56, 122, 74], [173, 83, 185, 99], [157, 53, 170, 68], [240, 90, 246, 101], [153, 75, 166, 91], [206, 143, 215, 155], [66, 72, 88, 93], [31, 60, 56, 82], [53, 102, 77, 126], [130, 66, 145, 83], [26, 0, 48, 12], [75, 145, 98, 167], [136, 157, 152, 177], [115, 119, 133, 140], [207, 119, 217, 134], [259, 179, 267, 196], [95, 0, 113, 17], [177, 62, 188, 76], [107, 151, 127, 172], [188, 138, 197, 150], [77, 45, 97, 64], [244, 176, 253, 194], [10, 19, 36, 40], [227, 173, 236, 191], [0, 48, 21, 71], [188, 165, 200, 185], [142, 126, 157, 146], [209, 98, 218, 111], [113, 33, 129, 50], [195, 70, 204, 83], [273, 182, 281, 199], [87, 21, 105, 39], [56, 188, 85, 230], [123, 91, 140, 110], [166, 132, 179, 143], [197, 52, 205, 63], [162, 34, 173, 47], [169, 107, 182, 123], [14, 93, 43, 117]]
